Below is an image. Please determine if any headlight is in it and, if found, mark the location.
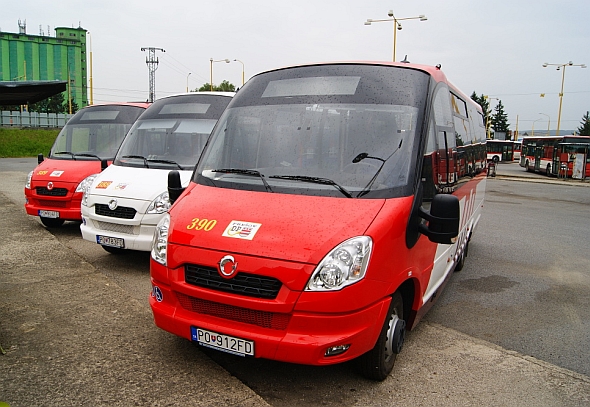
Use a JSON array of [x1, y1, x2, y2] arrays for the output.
[[77, 174, 98, 207], [151, 214, 170, 265], [147, 191, 171, 214], [306, 236, 372, 291], [25, 171, 33, 189]]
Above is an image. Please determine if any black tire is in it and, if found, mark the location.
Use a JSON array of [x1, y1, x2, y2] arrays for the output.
[[356, 292, 405, 381], [546, 164, 552, 176], [492, 155, 499, 163], [525, 160, 531, 172], [101, 245, 127, 255], [454, 241, 469, 272], [40, 217, 65, 228]]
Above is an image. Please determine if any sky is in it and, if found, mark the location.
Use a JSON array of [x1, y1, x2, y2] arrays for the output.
[[3, 0, 589, 133]]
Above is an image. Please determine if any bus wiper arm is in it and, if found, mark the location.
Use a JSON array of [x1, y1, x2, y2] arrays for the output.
[[269, 175, 352, 198], [74, 153, 102, 161], [212, 168, 273, 192], [54, 151, 76, 159], [147, 159, 182, 170], [356, 139, 403, 198], [121, 155, 149, 168]]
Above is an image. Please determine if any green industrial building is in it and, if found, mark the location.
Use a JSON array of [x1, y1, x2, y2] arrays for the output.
[[0, 22, 88, 109]]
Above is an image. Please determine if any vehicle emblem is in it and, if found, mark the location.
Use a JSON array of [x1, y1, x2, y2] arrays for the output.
[[218, 255, 238, 279], [108, 199, 118, 211], [47, 182, 54, 190]]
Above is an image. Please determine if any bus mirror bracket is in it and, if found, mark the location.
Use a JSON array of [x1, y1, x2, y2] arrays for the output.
[[101, 159, 108, 171], [417, 194, 460, 244], [38, 153, 44, 164], [168, 170, 185, 205]]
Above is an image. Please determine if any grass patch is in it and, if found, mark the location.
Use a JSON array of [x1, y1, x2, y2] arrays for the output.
[[0, 127, 59, 157]]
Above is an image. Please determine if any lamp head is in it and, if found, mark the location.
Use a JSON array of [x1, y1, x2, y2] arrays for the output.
[[224, 59, 230, 63], [419, 15, 427, 21], [364, 20, 372, 25], [582, 64, 587, 68], [388, 10, 393, 17], [568, 61, 573, 66], [542, 63, 548, 67], [397, 22, 402, 30]]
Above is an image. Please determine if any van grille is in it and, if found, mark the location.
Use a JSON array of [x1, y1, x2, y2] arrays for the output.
[[185, 264, 282, 299], [175, 292, 290, 330], [38, 200, 67, 208], [95, 203, 136, 219], [36, 187, 68, 196]]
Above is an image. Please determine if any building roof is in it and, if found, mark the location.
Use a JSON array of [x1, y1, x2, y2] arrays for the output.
[[0, 80, 67, 105]]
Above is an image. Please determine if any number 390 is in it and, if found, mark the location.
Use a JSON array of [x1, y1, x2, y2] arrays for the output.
[[186, 218, 217, 231]]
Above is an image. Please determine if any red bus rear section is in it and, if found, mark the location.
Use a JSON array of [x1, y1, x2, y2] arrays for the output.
[[149, 62, 487, 380]]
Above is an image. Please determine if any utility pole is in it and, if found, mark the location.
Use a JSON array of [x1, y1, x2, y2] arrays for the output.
[[141, 47, 165, 102]]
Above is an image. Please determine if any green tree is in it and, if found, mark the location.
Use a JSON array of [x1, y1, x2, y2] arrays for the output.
[[29, 92, 67, 114], [577, 111, 590, 136], [471, 92, 492, 136], [491, 100, 510, 137], [197, 80, 236, 92]]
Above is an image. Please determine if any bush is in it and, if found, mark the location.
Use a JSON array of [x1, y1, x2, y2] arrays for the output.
[[0, 127, 59, 157]]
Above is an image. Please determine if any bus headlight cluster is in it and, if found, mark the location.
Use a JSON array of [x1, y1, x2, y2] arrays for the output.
[[151, 214, 170, 265], [78, 174, 98, 207], [25, 171, 33, 189], [306, 236, 372, 291], [147, 191, 171, 214]]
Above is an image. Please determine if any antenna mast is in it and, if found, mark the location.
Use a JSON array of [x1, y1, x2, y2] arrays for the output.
[[140, 47, 165, 102]]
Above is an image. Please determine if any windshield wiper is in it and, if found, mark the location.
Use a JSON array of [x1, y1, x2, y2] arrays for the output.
[[269, 175, 352, 198], [147, 159, 182, 170], [74, 153, 102, 161], [212, 168, 273, 192], [53, 151, 76, 159], [121, 155, 149, 168], [355, 139, 403, 198]]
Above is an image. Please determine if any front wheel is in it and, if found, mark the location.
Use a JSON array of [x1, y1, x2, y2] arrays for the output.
[[40, 217, 65, 228], [356, 292, 405, 381]]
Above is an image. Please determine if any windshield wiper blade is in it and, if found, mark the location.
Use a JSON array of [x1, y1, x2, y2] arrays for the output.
[[121, 155, 149, 168], [269, 175, 352, 198], [74, 153, 102, 161], [53, 151, 76, 159], [355, 139, 403, 198], [212, 168, 273, 192], [147, 159, 182, 170]]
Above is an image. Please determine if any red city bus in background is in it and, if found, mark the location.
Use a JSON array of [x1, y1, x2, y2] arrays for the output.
[[520, 135, 590, 178], [149, 62, 487, 381], [486, 139, 519, 162], [24, 102, 150, 227]]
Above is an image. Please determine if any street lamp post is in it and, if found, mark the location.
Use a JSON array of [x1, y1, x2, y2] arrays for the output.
[[364, 10, 427, 62], [210, 58, 230, 91], [542, 61, 586, 136], [186, 72, 191, 93], [87, 31, 93, 105], [539, 113, 550, 137], [234, 59, 245, 86], [484, 95, 498, 139], [531, 118, 542, 137]]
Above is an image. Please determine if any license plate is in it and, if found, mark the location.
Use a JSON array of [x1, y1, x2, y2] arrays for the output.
[[191, 327, 254, 357], [39, 210, 59, 218], [96, 235, 125, 248]]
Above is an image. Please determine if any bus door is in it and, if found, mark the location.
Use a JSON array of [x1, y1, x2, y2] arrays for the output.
[[502, 144, 513, 161], [534, 146, 542, 171]]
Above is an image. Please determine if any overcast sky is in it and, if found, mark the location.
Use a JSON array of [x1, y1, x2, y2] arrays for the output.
[[3, 0, 589, 132]]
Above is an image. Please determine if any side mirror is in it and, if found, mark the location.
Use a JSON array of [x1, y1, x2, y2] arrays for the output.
[[418, 194, 460, 244], [168, 170, 185, 205], [101, 159, 108, 171], [37, 153, 44, 164]]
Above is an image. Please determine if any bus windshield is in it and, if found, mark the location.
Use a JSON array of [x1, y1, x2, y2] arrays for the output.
[[195, 64, 430, 198]]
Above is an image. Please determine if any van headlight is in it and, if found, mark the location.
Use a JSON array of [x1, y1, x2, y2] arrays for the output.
[[76, 174, 98, 193], [151, 214, 170, 265], [147, 191, 171, 214], [25, 171, 33, 189], [305, 236, 372, 291]]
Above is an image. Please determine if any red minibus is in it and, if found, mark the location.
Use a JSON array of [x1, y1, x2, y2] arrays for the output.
[[24, 102, 150, 227], [149, 62, 487, 380]]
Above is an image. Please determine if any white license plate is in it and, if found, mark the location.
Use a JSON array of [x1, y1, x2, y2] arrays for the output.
[[191, 327, 254, 357], [39, 210, 59, 218], [96, 235, 125, 248]]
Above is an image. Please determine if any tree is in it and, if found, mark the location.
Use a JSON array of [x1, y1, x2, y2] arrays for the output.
[[197, 80, 236, 92], [577, 111, 590, 136], [29, 92, 67, 114], [491, 100, 510, 137], [471, 92, 492, 136]]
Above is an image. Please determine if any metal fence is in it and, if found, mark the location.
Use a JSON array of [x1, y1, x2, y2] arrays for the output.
[[0, 110, 73, 128]]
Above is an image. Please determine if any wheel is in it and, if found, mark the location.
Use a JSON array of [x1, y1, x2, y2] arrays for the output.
[[454, 241, 469, 272], [101, 245, 127, 255], [492, 155, 499, 163], [546, 164, 552, 176], [40, 217, 65, 228], [525, 160, 531, 172], [356, 292, 405, 381]]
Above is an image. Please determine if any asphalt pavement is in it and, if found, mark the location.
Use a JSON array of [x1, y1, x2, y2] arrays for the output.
[[1, 158, 590, 406]]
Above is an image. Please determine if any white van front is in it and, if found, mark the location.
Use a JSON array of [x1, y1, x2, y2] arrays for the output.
[[80, 92, 234, 253]]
